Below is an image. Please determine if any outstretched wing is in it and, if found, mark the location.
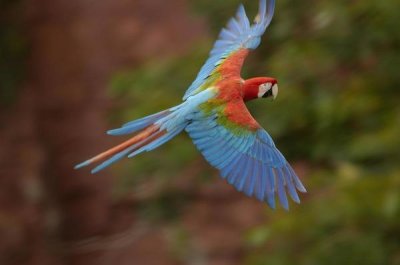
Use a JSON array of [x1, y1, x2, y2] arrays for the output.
[[186, 100, 306, 210], [183, 0, 275, 100]]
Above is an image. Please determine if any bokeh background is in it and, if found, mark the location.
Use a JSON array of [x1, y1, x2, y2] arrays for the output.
[[1, 0, 399, 264]]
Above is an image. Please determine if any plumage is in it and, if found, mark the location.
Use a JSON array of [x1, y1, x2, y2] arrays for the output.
[[108, 110, 170, 136], [75, 0, 307, 210], [183, 0, 275, 100]]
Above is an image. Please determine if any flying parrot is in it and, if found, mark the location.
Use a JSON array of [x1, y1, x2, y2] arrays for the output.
[[75, 0, 306, 210]]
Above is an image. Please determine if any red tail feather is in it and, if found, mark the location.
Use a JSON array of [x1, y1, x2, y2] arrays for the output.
[[75, 124, 162, 169]]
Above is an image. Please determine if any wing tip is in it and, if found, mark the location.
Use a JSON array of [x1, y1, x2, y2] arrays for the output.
[[268, 202, 277, 210], [291, 194, 301, 204], [255, 0, 275, 26], [280, 199, 290, 211], [298, 185, 307, 193]]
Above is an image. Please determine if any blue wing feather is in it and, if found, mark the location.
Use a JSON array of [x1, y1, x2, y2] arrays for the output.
[[186, 113, 306, 210], [276, 168, 289, 210], [245, 158, 257, 196], [237, 5, 251, 31], [213, 140, 239, 168], [284, 167, 300, 203], [183, 0, 276, 100], [257, 164, 267, 201], [220, 152, 242, 178], [227, 154, 246, 186], [108, 110, 170, 136], [288, 166, 307, 193], [237, 155, 252, 191], [265, 168, 276, 208]]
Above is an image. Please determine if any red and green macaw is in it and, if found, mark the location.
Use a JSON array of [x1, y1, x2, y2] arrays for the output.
[[76, 0, 306, 210]]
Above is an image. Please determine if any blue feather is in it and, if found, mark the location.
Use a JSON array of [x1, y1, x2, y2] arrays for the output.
[[237, 134, 254, 152], [108, 110, 170, 136], [227, 18, 242, 35], [220, 152, 241, 178], [204, 129, 237, 167], [288, 166, 307, 193], [227, 154, 246, 186], [226, 154, 243, 184], [183, 0, 276, 100], [211, 138, 239, 168], [283, 166, 300, 203], [193, 134, 220, 152], [242, 167, 253, 196], [265, 168, 276, 209], [244, 158, 257, 196], [186, 120, 218, 134], [256, 163, 267, 201], [193, 129, 219, 144], [267, 167, 276, 193], [202, 139, 228, 166], [219, 28, 236, 40], [127, 125, 185, 158], [212, 145, 236, 170], [186, 108, 306, 209], [237, 5, 250, 30], [236, 155, 252, 192], [258, 130, 275, 146], [276, 168, 289, 210], [254, 140, 262, 161]]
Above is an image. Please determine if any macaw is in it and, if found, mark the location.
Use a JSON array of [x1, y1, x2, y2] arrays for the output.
[[75, 0, 306, 210]]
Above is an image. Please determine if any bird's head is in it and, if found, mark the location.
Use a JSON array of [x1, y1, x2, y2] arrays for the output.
[[243, 77, 278, 101]]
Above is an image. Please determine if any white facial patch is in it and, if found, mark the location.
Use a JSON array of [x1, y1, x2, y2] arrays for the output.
[[258, 83, 272, 98]]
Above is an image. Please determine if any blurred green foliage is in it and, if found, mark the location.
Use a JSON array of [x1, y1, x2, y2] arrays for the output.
[[0, 0, 27, 108], [109, 0, 400, 264]]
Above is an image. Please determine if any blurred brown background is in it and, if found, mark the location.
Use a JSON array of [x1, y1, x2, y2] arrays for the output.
[[1, 0, 399, 265]]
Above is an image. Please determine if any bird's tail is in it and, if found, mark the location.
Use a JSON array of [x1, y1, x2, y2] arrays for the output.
[[74, 108, 186, 173]]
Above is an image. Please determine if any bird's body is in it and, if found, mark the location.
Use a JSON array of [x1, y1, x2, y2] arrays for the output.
[[76, 0, 306, 210]]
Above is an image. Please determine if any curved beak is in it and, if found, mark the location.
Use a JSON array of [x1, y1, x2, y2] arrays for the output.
[[272, 84, 278, 100], [262, 83, 278, 100]]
